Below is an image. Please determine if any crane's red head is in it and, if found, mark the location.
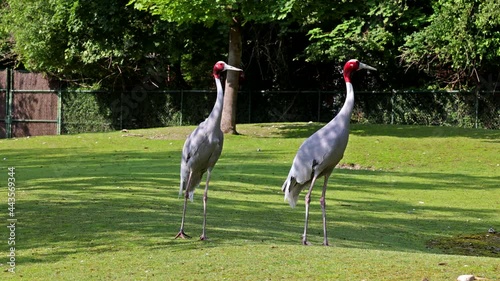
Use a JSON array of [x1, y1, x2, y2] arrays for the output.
[[213, 61, 243, 79], [343, 59, 376, 83]]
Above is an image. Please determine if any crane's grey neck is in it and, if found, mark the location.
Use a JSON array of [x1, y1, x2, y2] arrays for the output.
[[335, 82, 355, 124], [206, 77, 224, 127]]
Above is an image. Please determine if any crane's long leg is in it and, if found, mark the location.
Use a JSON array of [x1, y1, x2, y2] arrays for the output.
[[175, 171, 193, 239], [200, 170, 212, 240], [302, 175, 318, 245], [320, 173, 331, 246]]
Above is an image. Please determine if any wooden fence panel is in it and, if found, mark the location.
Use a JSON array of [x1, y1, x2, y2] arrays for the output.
[[11, 91, 58, 137], [1, 70, 61, 138], [0, 69, 7, 138]]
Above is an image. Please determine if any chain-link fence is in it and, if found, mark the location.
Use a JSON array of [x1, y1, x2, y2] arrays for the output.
[[60, 89, 499, 135], [1, 67, 499, 137]]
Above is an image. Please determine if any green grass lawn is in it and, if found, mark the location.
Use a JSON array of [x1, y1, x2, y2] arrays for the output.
[[1, 123, 499, 280]]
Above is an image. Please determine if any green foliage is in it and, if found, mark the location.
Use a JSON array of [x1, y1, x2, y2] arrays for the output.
[[129, 0, 289, 25], [305, 19, 363, 62], [400, 0, 500, 88], [5, 0, 70, 71], [57, 89, 498, 132], [302, 1, 422, 61], [62, 91, 114, 134], [294, 0, 432, 88], [389, 92, 475, 127], [0, 0, 12, 64], [60, 89, 229, 135], [3, 0, 186, 88]]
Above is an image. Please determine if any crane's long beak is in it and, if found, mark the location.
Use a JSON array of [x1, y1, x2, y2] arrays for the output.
[[224, 64, 243, 72], [359, 62, 377, 71]]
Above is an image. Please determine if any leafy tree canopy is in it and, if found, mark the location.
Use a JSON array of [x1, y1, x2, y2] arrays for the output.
[[2, 0, 499, 92], [400, 0, 500, 89], [294, 0, 432, 88], [128, 0, 290, 25], [3, 0, 190, 89]]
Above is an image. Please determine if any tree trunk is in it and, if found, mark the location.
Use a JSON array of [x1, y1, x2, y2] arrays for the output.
[[221, 18, 242, 134]]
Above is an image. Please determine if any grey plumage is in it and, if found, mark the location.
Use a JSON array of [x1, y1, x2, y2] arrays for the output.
[[175, 61, 242, 240], [179, 83, 224, 202], [281, 59, 376, 245]]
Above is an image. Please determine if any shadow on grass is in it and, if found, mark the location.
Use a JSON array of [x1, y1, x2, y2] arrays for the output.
[[263, 123, 500, 140], [2, 144, 498, 267]]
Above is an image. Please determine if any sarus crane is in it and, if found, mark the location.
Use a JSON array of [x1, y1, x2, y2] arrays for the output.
[[175, 61, 242, 240], [281, 59, 376, 246]]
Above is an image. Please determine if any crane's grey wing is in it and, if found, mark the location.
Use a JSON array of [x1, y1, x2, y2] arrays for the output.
[[300, 122, 349, 172], [282, 123, 349, 207], [179, 126, 206, 199], [179, 123, 223, 200], [184, 126, 223, 172], [206, 134, 223, 168], [282, 136, 321, 207]]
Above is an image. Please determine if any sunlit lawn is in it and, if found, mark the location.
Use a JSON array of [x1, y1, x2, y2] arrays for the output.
[[1, 123, 499, 280]]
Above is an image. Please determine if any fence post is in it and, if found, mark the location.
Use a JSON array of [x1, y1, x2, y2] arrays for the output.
[[180, 89, 184, 126], [317, 90, 321, 122], [120, 91, 124, 130], [390, 90, 395, 125], [6, 68, 13, 138], [248, 90, 251, 123], [57, 89, 62, 135], [474, 89, 479, 129]]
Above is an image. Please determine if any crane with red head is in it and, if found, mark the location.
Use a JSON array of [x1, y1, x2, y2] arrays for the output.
[[282, 59, 376, 245], [175, 61, 242, 240]]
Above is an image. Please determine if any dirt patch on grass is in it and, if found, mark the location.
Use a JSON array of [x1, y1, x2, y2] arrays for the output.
[[119, 128, 192, 140], [146, 133, 188, 140], [121, 133, 144, 138], [426, 232, 500, 257], [336, 162, 376, 171]]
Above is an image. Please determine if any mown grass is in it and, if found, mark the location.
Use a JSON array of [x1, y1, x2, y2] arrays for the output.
[[0, 123, 499, 280]]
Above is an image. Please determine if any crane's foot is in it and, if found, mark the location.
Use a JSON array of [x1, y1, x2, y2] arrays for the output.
[[199, 234, 208, 241], [174, 230, 190, 239], [301, 234, 312, 246], [322, 241, 330, 246], [302, 239, 312, 246]]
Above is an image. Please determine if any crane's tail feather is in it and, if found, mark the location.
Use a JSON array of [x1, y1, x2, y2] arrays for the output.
[[179, 182, 196, 202], [179, 181, 184, 199], [179, 175, 200, 202], [282, 176, 303, 208]]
